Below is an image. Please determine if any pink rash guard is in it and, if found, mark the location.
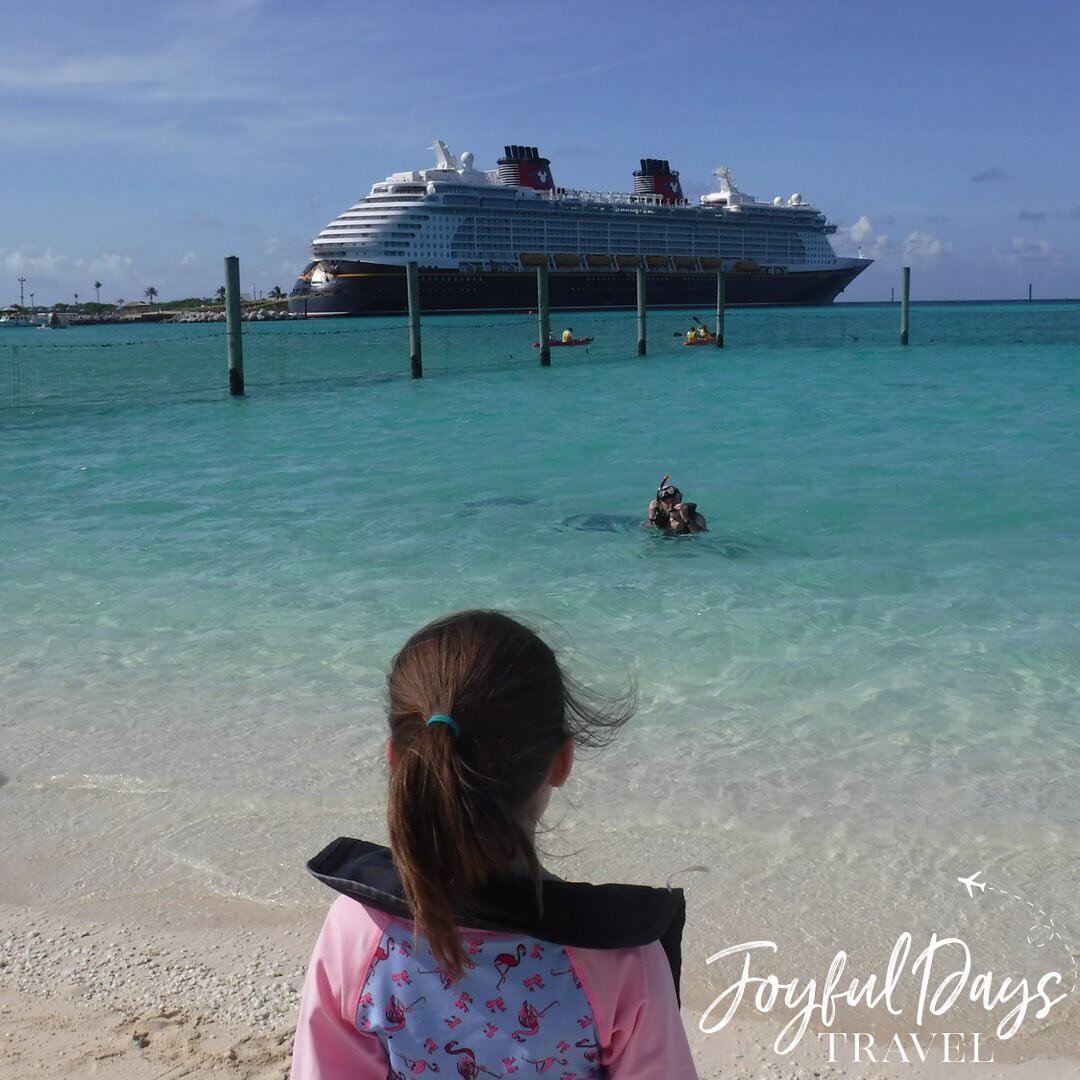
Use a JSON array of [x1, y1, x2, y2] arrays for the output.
[[291, 895, 698, 1079]]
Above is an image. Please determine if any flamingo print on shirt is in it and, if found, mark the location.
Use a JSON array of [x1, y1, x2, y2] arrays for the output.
[[446, 1040, 502, 1078], [493, 944, 527, 989], [385, 995, 428, 1032], [511, 1000, 560, 1041], [355, 921, 602, 1079]]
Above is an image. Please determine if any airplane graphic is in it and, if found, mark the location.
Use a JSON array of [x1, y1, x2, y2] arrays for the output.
[[958, 872, 988, 898]]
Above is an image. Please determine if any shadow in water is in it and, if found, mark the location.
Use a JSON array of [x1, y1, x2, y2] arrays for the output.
[[559, 514, 785, 559], [464, 496, 537, 509], [560, 513, 643, 534], [455, 495, 538, 521]]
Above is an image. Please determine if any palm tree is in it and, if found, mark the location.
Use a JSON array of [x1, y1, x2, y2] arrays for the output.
[[216, 285, 226, 303], [145, 286, 158, 305], [94, 281, 102, 306], [269, 285, 285, 300]]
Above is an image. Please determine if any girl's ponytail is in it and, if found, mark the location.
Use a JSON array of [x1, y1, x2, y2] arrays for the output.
[[388, 717, 538, 972], [385, 611, 632, 975]]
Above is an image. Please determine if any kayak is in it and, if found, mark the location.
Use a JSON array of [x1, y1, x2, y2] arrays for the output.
[[683, 335, 716, 346], [533, 337, 593, 347]]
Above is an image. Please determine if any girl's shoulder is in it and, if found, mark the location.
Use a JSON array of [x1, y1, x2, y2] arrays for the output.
[[298, 914, 697, 1079], [307, 836, 687, 994], [307, 837, 684, 949], [298, 842, 698, 1079], [355, 916, 690, 1078]]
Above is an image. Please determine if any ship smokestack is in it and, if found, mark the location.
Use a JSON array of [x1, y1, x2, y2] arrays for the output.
[[633, 158, 683, 204], [497, 145, 554, 191]]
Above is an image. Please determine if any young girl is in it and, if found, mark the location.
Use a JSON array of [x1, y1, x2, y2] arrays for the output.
[[291, 610, 697, 1078]]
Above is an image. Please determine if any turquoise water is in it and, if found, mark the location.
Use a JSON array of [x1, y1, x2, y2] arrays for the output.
[[2, 304, 1079, 1022]]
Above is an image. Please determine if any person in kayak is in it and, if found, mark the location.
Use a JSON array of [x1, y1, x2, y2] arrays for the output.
[[561, 326, 574, 343], [647, 479, 707, 534], [291, 610, 697, 1079]]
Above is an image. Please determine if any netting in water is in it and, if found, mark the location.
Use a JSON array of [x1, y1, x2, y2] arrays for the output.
[[2, 304, 1076, 411]]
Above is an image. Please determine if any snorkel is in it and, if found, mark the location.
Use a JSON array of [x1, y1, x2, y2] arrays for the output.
[[656, 475, 681, 503]]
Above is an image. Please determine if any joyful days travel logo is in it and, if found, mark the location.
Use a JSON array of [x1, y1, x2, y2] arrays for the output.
[[699, 870, 1077, 1065]]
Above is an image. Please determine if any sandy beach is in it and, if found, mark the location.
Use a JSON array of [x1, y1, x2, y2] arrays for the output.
[[2, 891, 1077, 1080]]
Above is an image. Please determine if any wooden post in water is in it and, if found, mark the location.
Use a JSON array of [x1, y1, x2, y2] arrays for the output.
[[406, 261, 422, 378], [224, 255, 245, 395], [636, 266, 647, 355], [536, 264, 551, 366], [715, 268, 726, 348], [900, 266, 911, 346]]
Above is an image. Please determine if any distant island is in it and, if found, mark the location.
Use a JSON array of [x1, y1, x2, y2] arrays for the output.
[[1, 294, 302, 326]]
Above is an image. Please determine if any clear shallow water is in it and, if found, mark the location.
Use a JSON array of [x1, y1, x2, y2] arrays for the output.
[[2, 304, 1079, 1028]]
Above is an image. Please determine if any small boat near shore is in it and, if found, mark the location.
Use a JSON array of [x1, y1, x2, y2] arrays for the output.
[[533, 337, 593, 347]]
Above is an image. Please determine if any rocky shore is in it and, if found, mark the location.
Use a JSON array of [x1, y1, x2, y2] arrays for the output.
[[169, 307, 301, 323], [26, 306, 302, 328]]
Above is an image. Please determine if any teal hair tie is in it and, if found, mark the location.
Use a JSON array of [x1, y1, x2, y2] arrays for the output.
[[426, 713, 460, 736]]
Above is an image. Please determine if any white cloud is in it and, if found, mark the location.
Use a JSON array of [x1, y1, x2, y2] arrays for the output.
[[1, 248, 135, 304], [180, 252, 198, 267], [850, 215, 873, 244], [844, 216, 892, 260], [903, 231, 953, 263], [90, 253, 135, 276], [2, 248, 73, 277], [3, 248, 135, 281], [1004, 236, 1063, 263], [0, 1, 267, 95]]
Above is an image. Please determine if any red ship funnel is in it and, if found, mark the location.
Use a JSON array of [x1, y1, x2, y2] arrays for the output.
[[496, 145, 555, 191], [633, 158, 683, 204]]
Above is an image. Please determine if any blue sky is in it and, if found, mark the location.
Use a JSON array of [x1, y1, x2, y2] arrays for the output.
[[2, 0, 1078, 307]]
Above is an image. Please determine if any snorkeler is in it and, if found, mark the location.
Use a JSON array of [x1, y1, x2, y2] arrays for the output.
[[647, 476, 707, 534]]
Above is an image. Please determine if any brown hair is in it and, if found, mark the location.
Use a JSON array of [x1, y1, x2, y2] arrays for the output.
[[386, 610, 632, 973]]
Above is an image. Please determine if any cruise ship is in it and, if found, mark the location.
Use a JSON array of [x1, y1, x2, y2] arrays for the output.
[[287, 142, 870, 317]]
